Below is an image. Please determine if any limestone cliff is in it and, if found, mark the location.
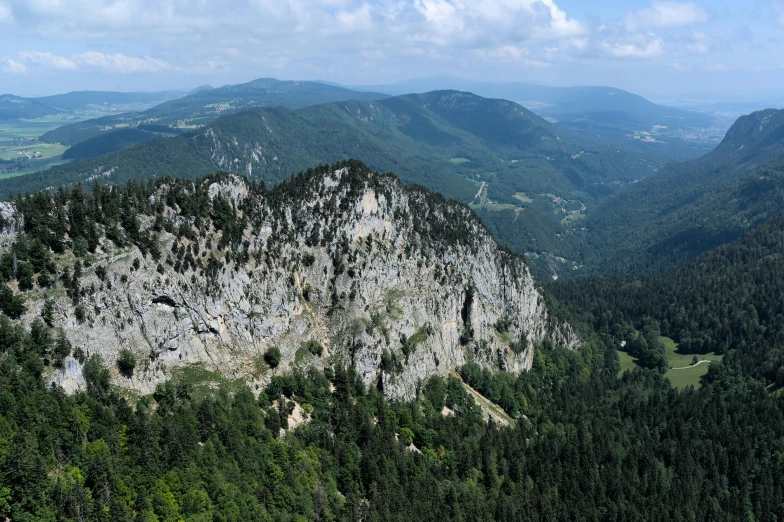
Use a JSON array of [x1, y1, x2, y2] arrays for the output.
[[4, 161, 578, 399]]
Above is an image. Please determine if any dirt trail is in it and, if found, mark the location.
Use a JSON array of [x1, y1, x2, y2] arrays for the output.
[[671, 360, 712, 371], [472, 182, 486, 203]]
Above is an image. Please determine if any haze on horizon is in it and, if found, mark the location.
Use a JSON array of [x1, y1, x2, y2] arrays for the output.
[[0, 0, 782, 104]]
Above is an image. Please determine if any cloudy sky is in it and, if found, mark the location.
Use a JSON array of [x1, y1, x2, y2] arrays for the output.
[[0, 0, 782, 101]]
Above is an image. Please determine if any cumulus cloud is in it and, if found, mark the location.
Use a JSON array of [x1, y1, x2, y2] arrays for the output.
[[0, 2, 11, 22], [1, 58, 25, 73], [19, 51, 78, 70], [624, 1, 710, 31], [602, 38, 664, 58], [1, 0, 583, 57], [10, 50, 172, 74], [73, 52, 170, 73]]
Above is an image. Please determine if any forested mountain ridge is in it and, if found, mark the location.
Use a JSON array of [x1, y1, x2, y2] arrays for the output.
[[351, 78, 727, 162], [2, 168, 784, 520], [0, 160, 576, 399], [578, 108, 784, 276], [0, 94, 55, 120], [0, 90, 659, 275], [40, 78, 389, 146]]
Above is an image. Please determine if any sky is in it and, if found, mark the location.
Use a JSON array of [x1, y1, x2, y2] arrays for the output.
[[0, 0, 783, 102]]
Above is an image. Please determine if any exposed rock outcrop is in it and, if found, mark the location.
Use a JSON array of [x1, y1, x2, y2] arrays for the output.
[[10, 161, 578, 399]]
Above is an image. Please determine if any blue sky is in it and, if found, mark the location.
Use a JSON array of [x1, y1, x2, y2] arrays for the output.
[[0, 0, 782, 102]]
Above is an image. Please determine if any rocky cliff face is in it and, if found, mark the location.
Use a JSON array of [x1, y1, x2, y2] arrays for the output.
[[6, 161, 577, 399]]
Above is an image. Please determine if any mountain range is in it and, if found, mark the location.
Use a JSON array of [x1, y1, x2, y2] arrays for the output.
[[0, 90, 186, 121], [350, 77, 729, 161], [0, 90, 661, 269], [39, 78, 388, 146]]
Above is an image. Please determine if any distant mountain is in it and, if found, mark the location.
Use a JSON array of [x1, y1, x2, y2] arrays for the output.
[[577, 108, 784, 276], [0, 94, 59, 120], [352, 78, 726, 162], [41, 78, 390, 146], [0, 90, 187, 121], [33, 90, 186, 111], [0, 90, 658, 263], [187, 85, 214, 95]]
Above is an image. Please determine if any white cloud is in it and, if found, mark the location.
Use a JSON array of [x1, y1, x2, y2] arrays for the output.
[[74, 52, 170, 73], [624, 1, 710, 31], [1, 58, 25, 73], [602, 38, 664, 58], [12, 50, 172, 73], [19, 51, 77, 70], [0, 2, 11, 22], [685, 31, 709, 54]]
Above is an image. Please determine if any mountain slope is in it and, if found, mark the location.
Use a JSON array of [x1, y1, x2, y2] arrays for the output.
[[550, 210, 784, 383], [0, 94, 56, 120], [352, 78, 726, 161], [1, 160, 576, 398], [40, 78, 389, 146], [578, 108, 784, 276], [0, 90, 660, 264], [33, 90, 185, 111], [0, 90, 187, 122]]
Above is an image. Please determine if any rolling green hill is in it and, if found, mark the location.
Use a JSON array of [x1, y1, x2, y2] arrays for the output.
[[576, 108, 784, 276], [0, 90, 659, 264], [40, 78, 389, 146]]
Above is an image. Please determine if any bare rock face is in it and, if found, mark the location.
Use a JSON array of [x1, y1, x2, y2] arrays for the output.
[[16, 162, 577, 399]]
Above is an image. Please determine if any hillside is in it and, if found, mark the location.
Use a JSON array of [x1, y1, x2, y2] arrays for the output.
[[0, 90, 186, 122], [0, 91, 660, 266], [352, 78, 727, 161], [0, 160, 576, 398], [40, 78, 389, 146], [33, 90, 185, 111], [577, 108, 784, 276], [550, 210, 784, 384], [0, 94, 56, 120]]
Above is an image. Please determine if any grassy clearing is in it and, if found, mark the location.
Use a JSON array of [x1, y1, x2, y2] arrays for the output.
[[469, 202, 520, 212], [513, 192, 533, 204], [616, 336, 723, 390], [450, 157, 471, 164], [617, 349, 638, 374], [170, 363, 244, 399]]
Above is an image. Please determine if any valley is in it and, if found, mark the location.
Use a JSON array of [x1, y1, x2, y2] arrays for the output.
[[2, 74, 784, 521]]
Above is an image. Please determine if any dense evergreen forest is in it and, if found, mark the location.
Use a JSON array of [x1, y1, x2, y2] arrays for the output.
[[1, 164, 784, 520], [550, 211, 784, 382], [2, 313, 784, 521]]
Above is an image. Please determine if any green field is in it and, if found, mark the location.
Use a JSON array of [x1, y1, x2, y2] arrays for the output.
[[0, 118, 79, 178], [513, 192, 533, 203], [469, 202, 521, 213], [617, 336, 723, 389], [450, 157, 471, 164]]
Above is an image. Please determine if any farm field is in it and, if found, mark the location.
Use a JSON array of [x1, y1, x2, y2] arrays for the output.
[[0, 117, 83, 177], [617, 336, 723, 389]]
